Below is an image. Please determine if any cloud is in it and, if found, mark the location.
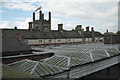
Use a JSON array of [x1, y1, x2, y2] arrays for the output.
[[1, 0, 120, 2], [0, 18, 32, 29], [0, 0, 6, 6], [0, 21, 8, 23], [41, 1, 117, 21], [16, 18, 24, 20], [43, 1, 117, 33], [3, 2, 36, 11], [0, 10, 5, 13], [1, 0, 118, 33], [1, 17, 62, 30], [0, 21, 12, 29], [62, 2, 118, 22], [65, 23, 74, 30], [51, 17, 63, 30], [95, 22, 118, 33], [14, 18, 32, 29], [103, 23, 118, 30]]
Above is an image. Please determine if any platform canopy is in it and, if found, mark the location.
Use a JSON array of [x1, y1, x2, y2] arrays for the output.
[[42, 43, 119, 68], [8, 43, 120, 78], [8, 59, 66, 77]]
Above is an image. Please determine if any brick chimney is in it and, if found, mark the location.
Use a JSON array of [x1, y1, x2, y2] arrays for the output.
[[91, 27, 95, 42], [106, 30, 108, 33], [75, 25, 82, 31], [58, 24, 63, 31], [33, 12, 35, 21], [48, 11, 51, 22], [41, 13, 44, 20], [86, 26, 89, 32], [82, 28, 85, 42], [29, 22, 33, 31], [39, 10, 42, 20]]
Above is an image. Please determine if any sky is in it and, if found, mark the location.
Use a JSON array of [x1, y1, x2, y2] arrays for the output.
[[0, 0, 120, 33]]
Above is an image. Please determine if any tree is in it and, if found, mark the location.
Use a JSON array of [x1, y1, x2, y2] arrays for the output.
[[116, 31, 120, 35]]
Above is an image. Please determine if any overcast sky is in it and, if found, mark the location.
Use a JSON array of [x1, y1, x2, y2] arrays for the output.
[[0, 0, 119, 33]]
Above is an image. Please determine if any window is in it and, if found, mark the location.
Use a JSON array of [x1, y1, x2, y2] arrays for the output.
[[68, 39, 70, 41], [49, 39, 52, 42], [58, 39, 61, 42], [36, 26, 38, 29], [39, 40, 42, 42]]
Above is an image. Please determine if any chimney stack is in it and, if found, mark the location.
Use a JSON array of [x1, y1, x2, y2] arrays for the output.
[[29, 22, 32, 30], [76, 25, 82, 31], [58, 24, 63, 31], [91, 27, 94, 31], [49, 11, 51, 22], [39, 10, 42, 20], [41, 13, 44, 20], [91, 27, 95, 42], [86, 26, 89, 32], [82, 28, 85, 42], [33, 12, 35, 21], [106, 30, 108, 33]]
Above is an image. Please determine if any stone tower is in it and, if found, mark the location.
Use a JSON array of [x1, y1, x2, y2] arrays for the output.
[[29, 10, 51, 32]]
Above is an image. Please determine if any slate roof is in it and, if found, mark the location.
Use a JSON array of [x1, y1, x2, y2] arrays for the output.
[[94, 31, 103, 37], [2, 37, 32, 56], [2, 29, 103, 39], [60, 31, 82, 38], [84, 31, 103, 38], [84, 31, 92, 38], [51, 30, 63, 38]]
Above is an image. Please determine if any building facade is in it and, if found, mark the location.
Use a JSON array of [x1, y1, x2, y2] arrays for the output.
[[2, 10, 103, 46]]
